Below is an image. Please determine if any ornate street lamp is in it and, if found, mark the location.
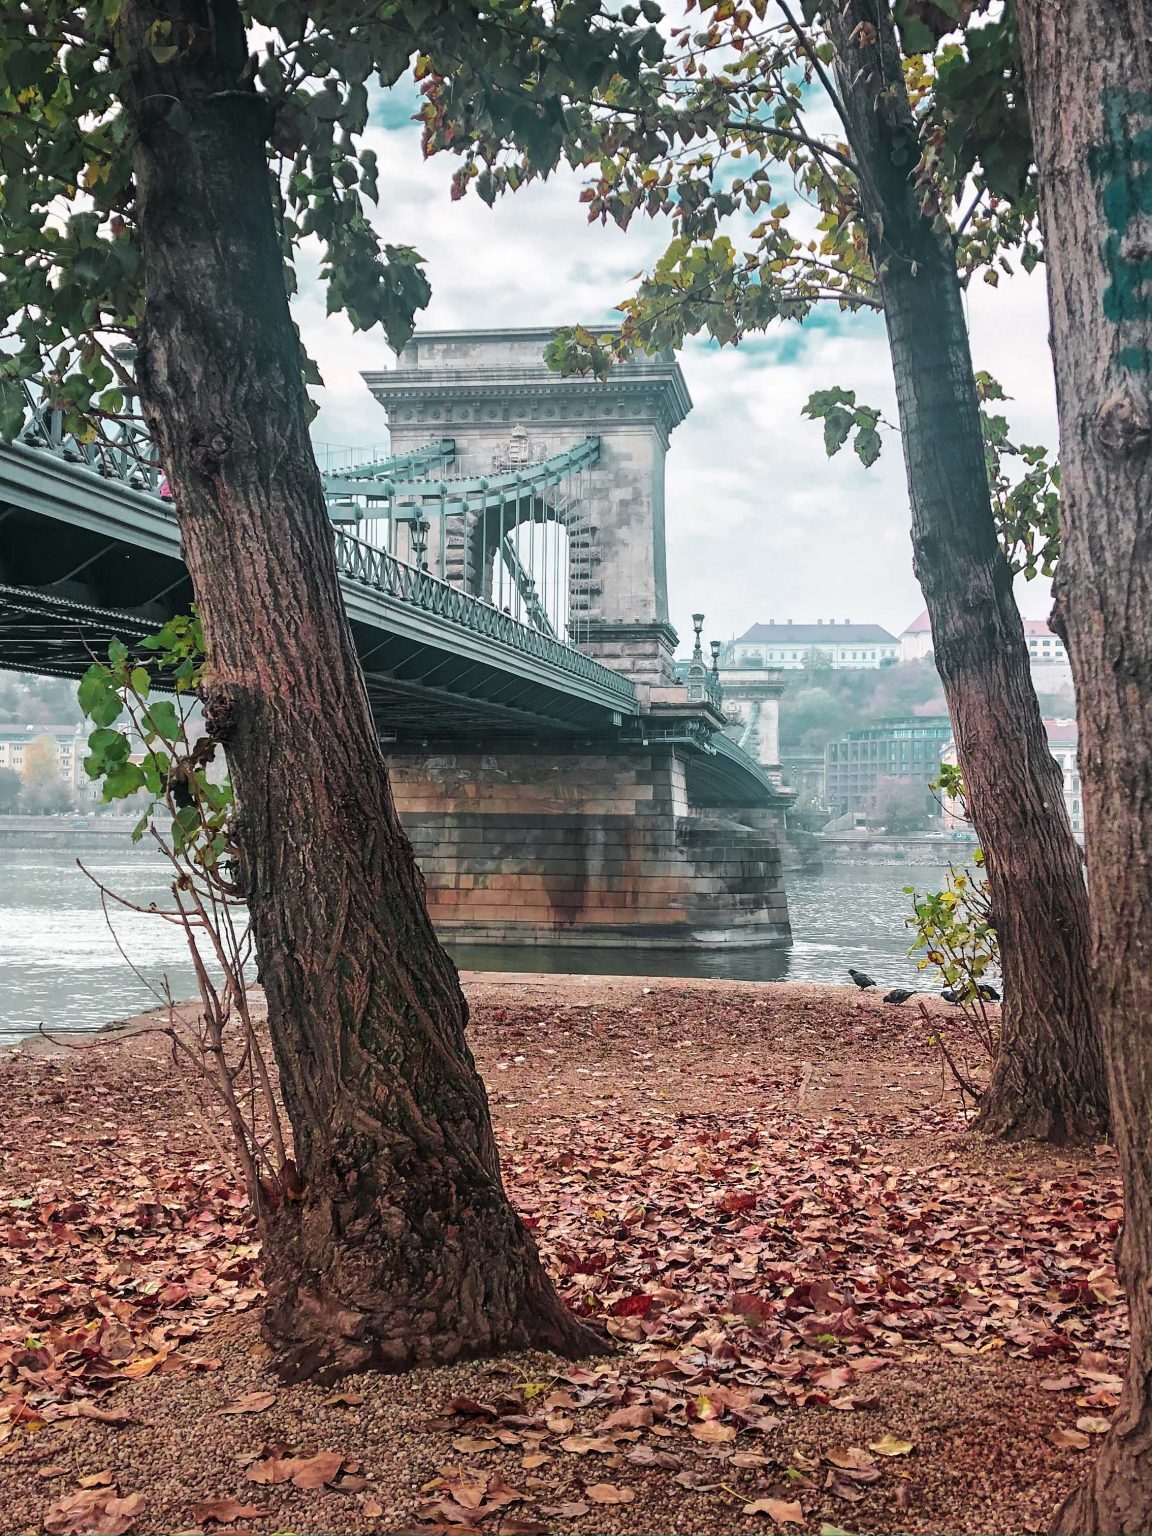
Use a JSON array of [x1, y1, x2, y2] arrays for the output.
[[691, 612, 705, 662]]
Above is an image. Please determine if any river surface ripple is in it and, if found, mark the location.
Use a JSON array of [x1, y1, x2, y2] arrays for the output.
[[0, 844, 965, 1043]]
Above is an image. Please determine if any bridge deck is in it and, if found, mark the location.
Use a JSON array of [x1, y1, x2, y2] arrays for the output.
[[0, 440, 637, 742]]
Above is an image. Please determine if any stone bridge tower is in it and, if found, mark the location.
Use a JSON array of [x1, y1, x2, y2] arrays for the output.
[[364, 327, 690, 692]]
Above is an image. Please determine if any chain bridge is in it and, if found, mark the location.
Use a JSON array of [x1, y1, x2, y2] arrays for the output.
[[0, 328, 792, 948]]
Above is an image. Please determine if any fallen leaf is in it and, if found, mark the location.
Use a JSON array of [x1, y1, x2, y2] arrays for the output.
[[1049, 1427, 1092, 1451], [868, 1434, 914, 1457], [743, 1497, 805, 1525], [121, 1352, 167, 1380], [219, 1391, 277, 1416], [627, 1445, 682, 1470], [78, 1472, 115, 1489], [451, 1436, 500, 1454], [44, 1489, 144, 1536], [1076, 1416, 1111, 1435], [599, 1404, 654, 1431], [826, 1447, 877, 1471], [289, 1452, 347, 1490], [585, 1483, 636, 1505], [246, 1451, 346, 1489], [559, 1434, 618, 1455], [323, 1391, 365, 1407], [690, 1420, 736, 1444], [445, 1396, 498, 1418], [541, 1501, 590, 1519], [190, 1499, 270, 1525]]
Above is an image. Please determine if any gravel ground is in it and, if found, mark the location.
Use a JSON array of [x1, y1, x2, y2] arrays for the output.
[[0, 974, 1123, 1535]]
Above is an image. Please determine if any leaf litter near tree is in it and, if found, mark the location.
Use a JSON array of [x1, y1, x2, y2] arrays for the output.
[[0, 979, 1130, 1534]]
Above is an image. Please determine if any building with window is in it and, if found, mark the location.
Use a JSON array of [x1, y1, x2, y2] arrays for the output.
[[729, 621, 900, 671], [939, 717, 1083, 840], [824, 716, 954, 817], [900, 608, 1070, 672], [1045, 718, 1083, 838], [0, 723, 91, 796]]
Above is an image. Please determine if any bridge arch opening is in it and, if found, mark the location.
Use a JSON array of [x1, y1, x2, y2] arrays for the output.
[[466, 494, 575, 642]]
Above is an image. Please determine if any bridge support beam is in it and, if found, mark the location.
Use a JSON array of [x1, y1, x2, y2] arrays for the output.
[[388, 749, 791, 948]]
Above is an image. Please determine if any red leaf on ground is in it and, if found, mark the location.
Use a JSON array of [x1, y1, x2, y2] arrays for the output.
[[44, 1489, 144, 1536], [609, 1293, 654, 1317], [742, 1497, 804, 1524], [585, 1483, 636, 1504], [191, 1499, 270, 1525], [219, 1391, 276, 1416]]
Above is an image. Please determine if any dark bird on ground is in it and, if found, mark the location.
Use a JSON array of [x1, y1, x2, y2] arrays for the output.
[[941, 983, 1001, 1004], [848, 968, 876, 989], [884, 988, 916, 1005]]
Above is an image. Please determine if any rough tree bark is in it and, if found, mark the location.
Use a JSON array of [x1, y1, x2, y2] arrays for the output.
[[119, 0, 605, 1381], [1015, 3, 1152, 1527], [822, 1, 1108, 1141]]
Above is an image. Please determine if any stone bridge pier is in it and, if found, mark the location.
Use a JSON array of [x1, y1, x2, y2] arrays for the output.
[[363, 328, 792, 948], [388, 749, 789, 947]]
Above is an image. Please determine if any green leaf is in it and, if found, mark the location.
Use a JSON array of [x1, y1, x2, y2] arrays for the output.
[[822, 407, 854, 456], [89, 690, 124, 728], [854, 423, 882, 467], [142, 699, 181, 743], [77, 664, 111, 719], [102, 761, 146, 800]]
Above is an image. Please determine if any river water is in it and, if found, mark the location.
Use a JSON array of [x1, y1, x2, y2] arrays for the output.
[[0, 844, 963, 1045]]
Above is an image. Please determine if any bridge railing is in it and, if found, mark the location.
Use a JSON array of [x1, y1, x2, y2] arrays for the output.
[[333, 527, 636, 706], [18, 383, 165, 494], [322, 435, 601, 644]]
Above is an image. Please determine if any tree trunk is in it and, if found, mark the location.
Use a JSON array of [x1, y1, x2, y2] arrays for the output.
[[1015, 3, 1152, 1526], [823, 1, 1108, 1141], [119, 0, 604, 1381]]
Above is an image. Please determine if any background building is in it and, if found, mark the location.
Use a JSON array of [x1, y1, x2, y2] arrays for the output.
[[1045, 718, 1082, 838], [899, 610, 934, 662], [824, 716, 954, 818], [900, 609, 1071, 682], [728, 621, 900, 671], [0, 723, 91, 798], [939, 717, 1083, 840]]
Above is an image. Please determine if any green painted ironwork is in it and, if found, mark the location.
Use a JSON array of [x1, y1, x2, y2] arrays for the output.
[[0, 391, 637, 716], [332, 528, 632, 703]]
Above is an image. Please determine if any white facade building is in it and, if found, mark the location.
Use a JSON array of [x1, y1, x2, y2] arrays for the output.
[[940, 718, 1082, 839], [730, 621, 900, 671], [900, 609, 1070, 670]]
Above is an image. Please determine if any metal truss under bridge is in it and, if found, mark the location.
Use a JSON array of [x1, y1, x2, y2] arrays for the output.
[[0, 389, 783, 806], [0, 391, 637, 743], [321, 428, 601, 645]]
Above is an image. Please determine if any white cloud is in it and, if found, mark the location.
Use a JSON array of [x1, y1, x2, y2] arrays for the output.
[[295, 103, 1059, 652]]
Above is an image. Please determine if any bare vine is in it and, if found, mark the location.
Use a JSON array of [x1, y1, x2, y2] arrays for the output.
[[76, 613, 292, 1227]]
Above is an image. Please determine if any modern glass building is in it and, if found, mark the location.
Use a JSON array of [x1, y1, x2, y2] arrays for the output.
[[824, 716, 954, 816]]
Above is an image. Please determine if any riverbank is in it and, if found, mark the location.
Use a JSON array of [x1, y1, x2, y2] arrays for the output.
[[0, 976, 1123, 1535], [0, 815, 140, 849]]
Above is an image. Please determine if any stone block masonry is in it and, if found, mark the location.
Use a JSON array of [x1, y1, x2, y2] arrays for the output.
[[387, 749, 791, 948]]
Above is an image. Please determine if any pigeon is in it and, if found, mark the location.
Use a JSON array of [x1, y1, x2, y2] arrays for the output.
[[848, 968, 876, 989], [884, 988, 916, 1005], [941, 983, 1001, 1004]]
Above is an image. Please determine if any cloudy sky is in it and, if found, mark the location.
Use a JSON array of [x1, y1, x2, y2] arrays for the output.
[[294, 81, 1058, 652]]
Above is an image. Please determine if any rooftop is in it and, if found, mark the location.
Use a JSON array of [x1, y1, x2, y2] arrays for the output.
[[903, 609, 1060, 640], [1045, 717, 1079, 746], [735, 622, 898, 646]]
